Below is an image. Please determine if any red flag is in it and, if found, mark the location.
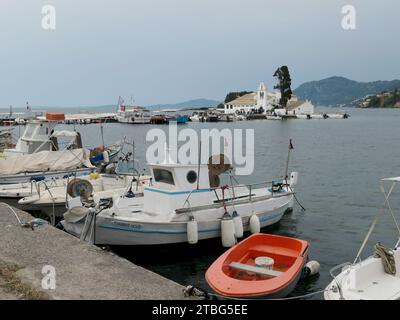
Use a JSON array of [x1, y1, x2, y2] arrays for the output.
[[289, 139, 294, 150]]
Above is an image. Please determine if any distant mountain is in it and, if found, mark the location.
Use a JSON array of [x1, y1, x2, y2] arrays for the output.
[[294, 76, 400, 107], [147, 98, 221, 110]]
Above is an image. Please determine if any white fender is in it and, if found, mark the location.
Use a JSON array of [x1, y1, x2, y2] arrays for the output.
[[249, 214, 260, 234], [103, 150, 110, 164], [303, 260, 320, 277], [18, 194, 40, 205], [221, 214, 236, 248], [290, 172, 298, 187], [187, 218, 198, 244], [112, 194, 121, 214], [232, 210, 244, 238]]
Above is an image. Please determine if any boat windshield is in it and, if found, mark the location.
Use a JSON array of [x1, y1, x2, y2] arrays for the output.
[[153, 169, 175, 185]]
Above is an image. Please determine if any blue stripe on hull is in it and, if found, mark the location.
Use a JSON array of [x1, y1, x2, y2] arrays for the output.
[[98, 211, 284, 235]]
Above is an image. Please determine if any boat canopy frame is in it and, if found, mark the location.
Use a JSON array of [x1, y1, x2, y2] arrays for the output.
[[353, 177, 400, 264]]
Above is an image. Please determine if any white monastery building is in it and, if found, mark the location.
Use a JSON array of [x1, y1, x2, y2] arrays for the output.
[[224, 82, 314, 115]]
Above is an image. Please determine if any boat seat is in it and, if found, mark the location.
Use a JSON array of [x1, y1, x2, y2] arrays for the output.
[[229, 262, 283, 277]]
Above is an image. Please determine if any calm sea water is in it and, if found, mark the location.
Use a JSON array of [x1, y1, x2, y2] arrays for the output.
[[8, 108, 400, 299]]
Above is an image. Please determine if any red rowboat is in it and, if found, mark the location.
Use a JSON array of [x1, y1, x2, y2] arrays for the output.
[[205, 233, 308, 299]]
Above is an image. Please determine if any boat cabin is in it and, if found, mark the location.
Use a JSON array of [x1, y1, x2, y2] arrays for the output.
[[144, 162, 214, 215], [4, 119, 82, 157]]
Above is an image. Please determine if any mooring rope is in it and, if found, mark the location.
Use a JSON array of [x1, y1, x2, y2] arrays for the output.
[[287, 185, 306, 211], [183, 285, 325, 300]]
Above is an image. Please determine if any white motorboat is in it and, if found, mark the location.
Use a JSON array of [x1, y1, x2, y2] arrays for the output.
[[325, 177, 400, 300], [115, 97, 151, 124], [9, 173, 151, 218], [61, 152, 298, 247]]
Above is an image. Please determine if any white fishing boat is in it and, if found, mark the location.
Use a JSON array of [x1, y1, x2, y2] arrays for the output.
[[325, 177, 400, 300], [3, 115, 100, 159], [61, 151, 298, 247], [115, 97, 151, 124], [3, 119, 60, 157]]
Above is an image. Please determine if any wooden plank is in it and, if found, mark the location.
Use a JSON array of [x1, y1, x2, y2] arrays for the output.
[[229, 262, 283, 277]]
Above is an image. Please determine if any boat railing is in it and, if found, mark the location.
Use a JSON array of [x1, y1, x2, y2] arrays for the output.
[[182, 176, 289, 208], [30, 179, 57, 225], [329, 262, 352, 300], [211, 177, 289, 196]]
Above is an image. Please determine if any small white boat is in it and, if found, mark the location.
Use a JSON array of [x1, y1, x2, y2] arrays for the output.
[[310, 113, 328, 119], [266, 115, 282, 120], [325, 177, 400, 300], [327, 113, 346, 119], [61, 151, 298, 246], [235, 115, 247, 121], [296, 114, 311, 120], [190, 112, 206, 122]]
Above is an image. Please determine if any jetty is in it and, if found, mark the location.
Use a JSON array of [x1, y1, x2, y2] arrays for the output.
[[0, 203, 189, 300]]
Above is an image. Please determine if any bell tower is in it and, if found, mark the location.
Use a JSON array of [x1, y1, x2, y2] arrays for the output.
[[257, 82, 267, 109]]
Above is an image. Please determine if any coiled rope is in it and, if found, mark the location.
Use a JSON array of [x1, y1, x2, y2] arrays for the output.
[[374, 243, 396, 275]]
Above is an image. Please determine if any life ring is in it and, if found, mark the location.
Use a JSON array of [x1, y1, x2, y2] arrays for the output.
[[67, 178, 93, 199]]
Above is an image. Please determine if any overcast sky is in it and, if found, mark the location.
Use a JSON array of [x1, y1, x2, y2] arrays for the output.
[[0, 0, 399, 107]]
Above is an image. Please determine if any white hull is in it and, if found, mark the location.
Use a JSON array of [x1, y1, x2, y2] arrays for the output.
[[325, 248, 400, 300], [116, 117, 151, 124], [62, 193, 293, 246]]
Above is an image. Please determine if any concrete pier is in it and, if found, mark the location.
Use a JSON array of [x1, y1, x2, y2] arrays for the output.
[[0, 203, 189, 300]]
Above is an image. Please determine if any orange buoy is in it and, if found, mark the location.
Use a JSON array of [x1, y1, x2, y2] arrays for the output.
[[46, 112, 65, 121]]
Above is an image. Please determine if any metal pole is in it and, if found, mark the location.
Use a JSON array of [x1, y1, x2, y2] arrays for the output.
[[284, 147, 291, 180], [196, 141, 201, 190], [100, 123, 105, 149]]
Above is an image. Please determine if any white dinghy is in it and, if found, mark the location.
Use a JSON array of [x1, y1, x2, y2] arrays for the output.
[[61, 152, 298, 247], [325, 177, 400, 300]]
